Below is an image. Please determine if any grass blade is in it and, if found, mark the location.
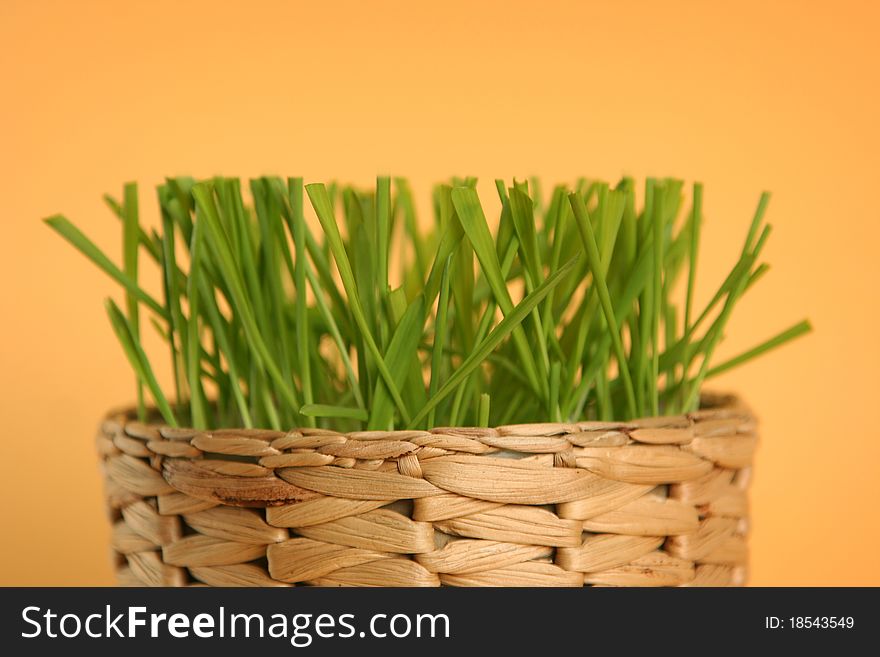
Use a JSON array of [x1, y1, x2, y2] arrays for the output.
[[681, 253, 757, 411], [395, 177, 428, 281], [707, 320, 812, 379], [409, 255, 578, 428], [306, 183, 411, 424], [376, 176, 391, 302], [451, 186, 544, 398], [197, 279, 253, 427], [288, 178, 315, 427], [650, 184, 665, 416], [368, 294, 426, 429], [121, 182, 145, 421], [569, 192, 638, 418], [301, 404, 369, 423], [478, 393, 491, 427], [185, 217, 208, 428], [104, 191, 162, 263], [427, 255, 453, 427], [192, 181, 301, 412], [44, 215, 167, 319], [105, 299, 177, 426]]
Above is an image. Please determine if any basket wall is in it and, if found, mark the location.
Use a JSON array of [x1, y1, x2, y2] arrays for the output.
[[98, 393, 755, 587]]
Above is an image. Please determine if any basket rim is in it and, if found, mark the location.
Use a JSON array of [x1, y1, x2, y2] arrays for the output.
[[104, 390, 750, 437], [99, 388, 756, 525]]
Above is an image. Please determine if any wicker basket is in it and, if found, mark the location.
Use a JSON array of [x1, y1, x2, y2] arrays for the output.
[[98, 392, 756, 587]]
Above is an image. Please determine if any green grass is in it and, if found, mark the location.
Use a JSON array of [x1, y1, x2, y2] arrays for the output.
[[46, 176, 811, 430]]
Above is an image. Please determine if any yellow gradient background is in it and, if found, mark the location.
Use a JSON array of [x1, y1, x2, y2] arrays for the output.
[[1, 0, 878, 585]]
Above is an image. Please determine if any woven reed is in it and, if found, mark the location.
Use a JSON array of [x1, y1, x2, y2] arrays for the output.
[[98, 392, 755, 587]]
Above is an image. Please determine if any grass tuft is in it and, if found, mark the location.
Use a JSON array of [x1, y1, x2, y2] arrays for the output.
[[47, 176, 811, 429]]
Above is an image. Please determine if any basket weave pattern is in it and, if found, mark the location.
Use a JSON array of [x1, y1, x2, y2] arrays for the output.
[[98, 393, 756, 587]]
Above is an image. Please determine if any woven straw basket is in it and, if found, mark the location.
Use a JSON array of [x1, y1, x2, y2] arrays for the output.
[[98, 392, 756, 587]]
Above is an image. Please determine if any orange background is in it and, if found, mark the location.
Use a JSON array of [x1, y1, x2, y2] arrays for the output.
[[1, 0, 878, 585]]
